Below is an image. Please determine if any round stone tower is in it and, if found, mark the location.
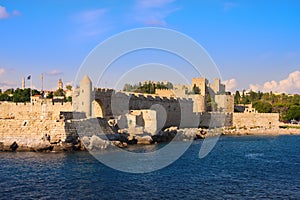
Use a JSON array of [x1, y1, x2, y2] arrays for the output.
[[80, 75, 92, 117]]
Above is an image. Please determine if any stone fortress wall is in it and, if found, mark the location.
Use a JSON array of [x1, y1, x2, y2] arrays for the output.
[[0, 100, 72, 120], [0, 101, 76, 147], [73, 76, 279, 134], [233, 113, 279, 129], [0, 75, 281, 149]]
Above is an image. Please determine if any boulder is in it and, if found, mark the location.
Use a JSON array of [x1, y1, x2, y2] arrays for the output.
[[10, 141, 19, 151], [196, 128, 207, 139], [32, 141, 53, 152], [0, 142, 4, 151], [136, 135, 153, 145], [176, 129, 197, 141], [88, 135, 111, 150], [81, 136, 90, 147], [112, 141, 128, 148], [164, 126, 178, 132], [152, 129, 176, 143], [127, 134, 138, 145]]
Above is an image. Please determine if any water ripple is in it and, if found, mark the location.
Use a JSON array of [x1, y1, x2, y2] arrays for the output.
[[0, 135, 299, 199]]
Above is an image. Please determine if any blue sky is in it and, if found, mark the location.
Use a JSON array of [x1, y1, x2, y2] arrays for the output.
[[0, 0, 299, 93]]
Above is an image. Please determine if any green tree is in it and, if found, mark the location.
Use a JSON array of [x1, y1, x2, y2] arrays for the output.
[[66, 96, 72, 102], [253, 101, 272, 113], [31, 89, 40, 96], [47, 92, 53, 99], [292, 94, 300, 105], [206, 93, 217, 111], [123, 84, 133, 92], [234, 91, 241, 104], [192, 84, 200, 94], [240, 89, 251, 104], [54, 88, 65, 97], [0, 93, 10, 101], [165, 82, 173, 89], [283, 105, 300, 121], [4, 88, 14, 95], [66, 85, 72, 90]]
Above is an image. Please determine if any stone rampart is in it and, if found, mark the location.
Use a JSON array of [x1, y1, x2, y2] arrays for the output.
[[74, 87, 236, 129], [0, 101, 72, 120], [0, 102, 78, 151], [232, 113, 279, 128]]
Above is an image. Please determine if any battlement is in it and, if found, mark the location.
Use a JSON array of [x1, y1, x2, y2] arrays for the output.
[[94, 88, 115, 94], [96, 90, 181, 102]]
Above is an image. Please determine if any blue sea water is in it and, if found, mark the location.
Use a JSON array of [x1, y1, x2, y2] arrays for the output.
[[0, 135, 299, 199]]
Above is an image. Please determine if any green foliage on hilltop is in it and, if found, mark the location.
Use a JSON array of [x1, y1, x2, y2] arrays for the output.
[[47, 92, 53, 99], [123, 81, 173, 94], [283, 105, 300, 121], [0, 88, 40, 102], [252, 101, 272, 113], [235, 90, 300, 106], [66, 85, 72, 90], [54, 88, 65, 97], [234, 90, 300, 121]]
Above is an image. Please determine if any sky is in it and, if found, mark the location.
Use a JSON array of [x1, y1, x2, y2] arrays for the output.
[[0, 0, 300, 93]]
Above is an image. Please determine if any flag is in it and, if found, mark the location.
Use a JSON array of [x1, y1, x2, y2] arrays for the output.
[[40, 74, 43, 80], [27, 75, 31, 80]]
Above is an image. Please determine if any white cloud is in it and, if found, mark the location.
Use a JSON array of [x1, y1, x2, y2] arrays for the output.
[[78, 8, 107, 23], [132, 0, 179, 26], [46, 69, 63, 76], [0, 6, 9, 19], [0, 68, 5, 76], [137, 0, 175, 9], [223, 2, 237, 11], [72, 8, 111, 37], [64, 81, 74, 87], [12, 10, 21, 16], [0, 5, 21, 19], [0, 80, 16, 91], [222, 78, 237, 92], [249, 70, 300, 94], [263, 80, 277, 91], [143, 18, 167, 26], [249, 84, 260, 92]]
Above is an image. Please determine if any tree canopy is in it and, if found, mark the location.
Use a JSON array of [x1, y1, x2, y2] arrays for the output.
[[0, 88, 40, 102], [253, 101, 272, 113], [53, 88, 65, 97], [234, 90, 300, 121], [123, 81, 173, 94], [282, 105, 300, 121], [66, 85, 72, 90]]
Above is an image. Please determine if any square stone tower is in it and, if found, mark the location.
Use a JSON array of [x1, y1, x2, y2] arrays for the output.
[[192, 77, 208, 96]]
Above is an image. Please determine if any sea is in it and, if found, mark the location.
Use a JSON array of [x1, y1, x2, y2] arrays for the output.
[[0, 135, 299, 199]]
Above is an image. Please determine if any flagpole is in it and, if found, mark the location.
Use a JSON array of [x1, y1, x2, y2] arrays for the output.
[[41, 73, 43, 93], [30, 76, 32, 112]]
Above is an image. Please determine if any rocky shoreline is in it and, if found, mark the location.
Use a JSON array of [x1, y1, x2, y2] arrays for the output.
[[0, 138, 84, 152], [222, 127, 300, 136], [79, 127, 211, 151], [1, 125, 299, 153]]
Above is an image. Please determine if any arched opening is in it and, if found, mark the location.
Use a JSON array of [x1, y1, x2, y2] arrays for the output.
[[92, 100, 104, 118]]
